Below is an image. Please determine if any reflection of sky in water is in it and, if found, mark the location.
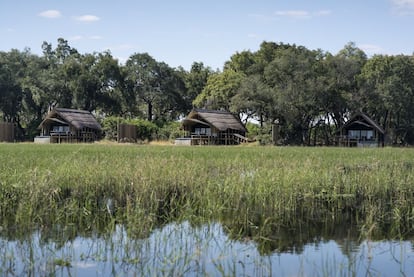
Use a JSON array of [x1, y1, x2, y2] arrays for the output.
[[1, 222, 414, 276]]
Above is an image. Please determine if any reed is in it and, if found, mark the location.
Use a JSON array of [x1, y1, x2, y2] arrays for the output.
[[1, 144, 414, 243]]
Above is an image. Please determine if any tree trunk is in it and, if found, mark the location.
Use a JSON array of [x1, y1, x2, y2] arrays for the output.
[[147, 102, 153, 121], [259, 113, 264, 128]]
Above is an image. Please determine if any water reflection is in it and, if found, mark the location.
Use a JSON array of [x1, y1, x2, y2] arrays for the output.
[[1, 221, 413, 276]]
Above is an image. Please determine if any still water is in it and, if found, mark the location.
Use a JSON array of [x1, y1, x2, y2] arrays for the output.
[[1, 221, 413, 276]]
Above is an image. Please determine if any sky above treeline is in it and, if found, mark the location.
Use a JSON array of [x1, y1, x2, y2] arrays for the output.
[[1, 0, 414, 70]]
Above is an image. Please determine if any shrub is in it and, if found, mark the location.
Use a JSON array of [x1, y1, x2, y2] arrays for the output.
[[101, 117, 159, 142], [127, 119, 158, 141], [154, 121, 182, 141], [101, 116, 122, 140]]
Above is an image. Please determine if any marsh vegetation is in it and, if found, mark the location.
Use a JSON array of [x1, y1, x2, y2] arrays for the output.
[[1, 144, 414, 275]]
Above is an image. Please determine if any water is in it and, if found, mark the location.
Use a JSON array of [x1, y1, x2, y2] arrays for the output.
[[1, 221, 413, 276]]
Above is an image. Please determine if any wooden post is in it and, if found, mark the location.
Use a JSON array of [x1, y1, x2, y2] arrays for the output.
[[117, 121, 120, 143], [272, 124, 279, 145]]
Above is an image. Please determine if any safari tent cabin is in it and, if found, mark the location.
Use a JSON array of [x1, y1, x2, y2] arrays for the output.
[[180, 109, 248, 145], [337, 112, 385, 147], [38, 108, 102, 143]]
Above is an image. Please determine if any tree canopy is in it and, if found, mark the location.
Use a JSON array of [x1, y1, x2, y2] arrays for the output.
[[1, 38, 414, 145]]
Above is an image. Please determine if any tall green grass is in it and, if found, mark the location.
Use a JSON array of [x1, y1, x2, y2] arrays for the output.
[[1, 144, 414, 246]]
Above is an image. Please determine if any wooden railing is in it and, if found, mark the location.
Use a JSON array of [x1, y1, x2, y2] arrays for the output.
[[232, 133, 249, 144]]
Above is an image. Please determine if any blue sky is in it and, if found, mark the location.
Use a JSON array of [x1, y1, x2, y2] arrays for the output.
[[1, 0, 414, 70]]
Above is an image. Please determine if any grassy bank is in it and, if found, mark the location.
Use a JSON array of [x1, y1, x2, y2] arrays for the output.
[[1, 144, 414, 245]]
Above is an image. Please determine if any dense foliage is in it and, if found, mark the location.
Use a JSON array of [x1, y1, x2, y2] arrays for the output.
[[1, 38, 414, 144]]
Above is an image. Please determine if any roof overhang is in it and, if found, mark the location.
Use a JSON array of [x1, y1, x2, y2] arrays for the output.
[[38, 117, 69, 129], [47, 118, 68, 125], [348, 120, 372, 129], [182, 118, 210, 127], [339, 112, 385, 134]]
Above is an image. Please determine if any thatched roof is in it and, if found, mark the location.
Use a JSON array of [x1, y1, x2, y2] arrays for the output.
[[341, 112, 385, 134], [183, 109, 246, 132], [40, 108, 102, 131]]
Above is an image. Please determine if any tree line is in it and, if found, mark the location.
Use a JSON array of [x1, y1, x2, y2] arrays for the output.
[[1, 38, 414, 145]]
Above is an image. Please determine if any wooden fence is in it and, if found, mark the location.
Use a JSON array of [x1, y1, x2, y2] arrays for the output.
[[0, 122, 15, 142], [117, 123, 137, 142]]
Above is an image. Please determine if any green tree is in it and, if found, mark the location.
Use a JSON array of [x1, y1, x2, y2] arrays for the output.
[[121, 53, 158, 120], [124, 53, 187, 121], [63, 52, 123, 113], [39, 38, 79, 109], [263, 46, 322, 144], [312, 44, 366, 144], [0, 50, 25, 124], [180, 62, 213, 111], [230, 75, 273, 127], [358, 54, 414, 144], [91, 51, 123, 115], [193, 70, 244, 110], [224, 50, 256, 74]]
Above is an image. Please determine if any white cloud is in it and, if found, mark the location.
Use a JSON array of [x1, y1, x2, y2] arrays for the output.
[[70, 35, 103, 41], [391, 0, 414, 14], [275, 10, 310, 19], [250, 10, 330, 22], [74, 15, 100, 22], [392, 0, 414, 8], [38, 10, 62, 19], [358, 44, 386, 55], [248, 13, 276, 22], [90, 35, 103, 40], [70, 35, 83, 41], [314, 10, 332, 16], [111, 44, 135, 50], [274, 10, 331, 19]]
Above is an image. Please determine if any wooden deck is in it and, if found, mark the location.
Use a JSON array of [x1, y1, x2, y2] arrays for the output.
[[337, 137, 382, 147], [49, 131, 98, 143], [186, 133, 249, 145]]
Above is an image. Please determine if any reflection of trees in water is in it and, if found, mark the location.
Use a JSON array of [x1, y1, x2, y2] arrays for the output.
[[2, 211, 414, 277], [220, 207, 414, 256], [2, 184, 414, 258], [221, 215, 360, 255], [2, 211, 414, 256]]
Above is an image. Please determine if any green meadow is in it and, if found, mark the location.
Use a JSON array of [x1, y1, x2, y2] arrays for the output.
[[1, 143, 414, 248]]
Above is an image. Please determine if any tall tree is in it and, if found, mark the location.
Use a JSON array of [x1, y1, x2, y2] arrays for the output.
[[193, 70, 244, 110], [124, 53, 186, 121], [93, 51, 123, 115], [231, 75, 273, 126], [358, 54, 414, 144], [39, 38, 80, 109], [318, 45, 366, 127], [124, 53, 160, 120], [0, 50, 26, 124], [224, 50, 256, 74], [181, 62, 213, 111], [263, 46, 322, 144]]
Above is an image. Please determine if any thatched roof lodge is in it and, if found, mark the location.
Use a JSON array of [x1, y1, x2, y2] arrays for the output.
[[37, 108, 102, 143], [178, 109, 248, 145], [337, 112, 385, 147]]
